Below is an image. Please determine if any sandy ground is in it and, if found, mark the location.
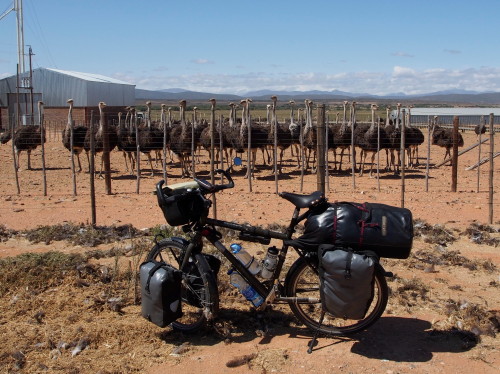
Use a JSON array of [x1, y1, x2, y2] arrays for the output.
[[0, 131, 499, 373]]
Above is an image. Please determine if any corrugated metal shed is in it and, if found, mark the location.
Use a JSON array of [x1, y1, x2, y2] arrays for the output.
[[391, 107, 500, 127], [0, 67, 135, 107]]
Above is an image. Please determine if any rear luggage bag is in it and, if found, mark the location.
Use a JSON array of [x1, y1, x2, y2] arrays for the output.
[[294, 202, 413, 259], [318, 244, 377, 320], [140, 260, 183, 327]]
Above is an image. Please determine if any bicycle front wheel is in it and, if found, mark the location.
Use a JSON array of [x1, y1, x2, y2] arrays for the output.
[[146, 239, 218, 333], [284, 256, 388, 336]]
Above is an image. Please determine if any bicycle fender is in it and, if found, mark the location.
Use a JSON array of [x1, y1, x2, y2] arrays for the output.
[[171, 236, 190, 247]]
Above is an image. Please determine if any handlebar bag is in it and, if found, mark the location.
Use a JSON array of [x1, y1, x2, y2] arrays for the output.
[[159, 188, 209, 226], [140, 260, 183, 327], [293, 202, 413, 259], [318, 244, 376, 320]]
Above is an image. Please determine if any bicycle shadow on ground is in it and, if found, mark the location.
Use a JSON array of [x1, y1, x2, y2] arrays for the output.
[[159, 311, 479, 363], [347, 316, 479, 362]]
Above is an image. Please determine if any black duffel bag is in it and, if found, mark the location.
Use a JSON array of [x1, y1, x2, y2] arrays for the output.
[[291, 202, 413, 259]]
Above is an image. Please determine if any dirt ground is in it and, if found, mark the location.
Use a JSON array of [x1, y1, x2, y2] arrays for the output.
[[0, 131, 499, 373]]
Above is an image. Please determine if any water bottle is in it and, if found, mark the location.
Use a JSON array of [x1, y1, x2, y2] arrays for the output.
[[260, 246, 279, 279], [230, 243, 261, 275], [228, 269, 264, 307]]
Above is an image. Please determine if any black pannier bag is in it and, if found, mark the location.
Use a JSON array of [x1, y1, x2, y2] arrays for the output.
[[292, 202, 413, 259], [318, 244, 376, 320], [140, 260, 183, 327], [156, 182, 210, 226]]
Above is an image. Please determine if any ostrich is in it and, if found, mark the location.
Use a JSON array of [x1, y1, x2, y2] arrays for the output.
[[288, 100, 301, 167], [237, 99, 269, 178], [117, 108, 138, 174], [356, 104, 390, 177], [474, 117, 486, 140], [331, 100, 352, 171], [169, 100, 193, 177], [432, 124, 464, 163], [3, 112, 46, 170], [384, 103, 409, 173], [303, 99, 317, 171], [269, 95, 292, 174], [62, 99, 88, 172], [138, 101, 165, 176], [200, 98, 222, 163], [404, 108, 424, 166], [84, 101, 119, 176]]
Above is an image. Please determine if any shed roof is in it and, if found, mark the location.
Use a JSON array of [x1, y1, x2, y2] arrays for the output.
[[46, 68, 134, 86]]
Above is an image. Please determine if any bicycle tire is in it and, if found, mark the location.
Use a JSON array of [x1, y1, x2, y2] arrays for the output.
[[146, 239, 219, 333], [284, 256, 388, 336]]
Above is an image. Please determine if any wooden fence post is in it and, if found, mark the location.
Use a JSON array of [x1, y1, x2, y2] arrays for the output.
[[39, 101, 47, 196], [488, 113, 494, 224], [316, 104, 326, 194], [451, 116, 459, 192], [89, 111, 96, 226], [209, 98, 217, 219], [400, 108, 406, 208]]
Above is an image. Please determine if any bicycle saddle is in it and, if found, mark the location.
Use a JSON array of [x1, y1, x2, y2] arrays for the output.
[[278, 191, 326, 209]]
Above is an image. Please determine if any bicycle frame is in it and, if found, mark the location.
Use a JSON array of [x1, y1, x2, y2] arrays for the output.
[[178, 205, 317, 306]]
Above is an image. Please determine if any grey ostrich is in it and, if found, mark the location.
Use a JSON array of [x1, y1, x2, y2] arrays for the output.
[[62, 99, 88, 172]]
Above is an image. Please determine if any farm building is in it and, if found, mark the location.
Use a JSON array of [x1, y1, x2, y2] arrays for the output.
[[0, 67, 135, 129], [391, 107, 500, 130]]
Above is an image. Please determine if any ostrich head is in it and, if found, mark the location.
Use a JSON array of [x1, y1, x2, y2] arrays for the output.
[[67, 99, 74, 106], [209, 98, 216, 106]]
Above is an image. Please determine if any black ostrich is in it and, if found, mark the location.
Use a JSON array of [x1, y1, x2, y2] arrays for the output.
[[169, 100, 193, 177], [405, 124, 424, 166], [474, 118, 486, 139], [137, 101, 166, 176], [287, 100, 302, 168], [2, 124, 46, 170], [236, 99, 270, 178], [83, 102, 119, 175], [268, 96, 293, 174], [432, 124, 464, 163], [355, 105, 390, 177], [62, 99, 88, 172], [199, 99, 223, 164], [331, 101, 352, 171], [116, 108, 139, 174], [302, 100, 317, 171]]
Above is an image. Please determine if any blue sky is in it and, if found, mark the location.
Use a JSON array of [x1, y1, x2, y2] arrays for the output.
[[1, 0, 499, 95]]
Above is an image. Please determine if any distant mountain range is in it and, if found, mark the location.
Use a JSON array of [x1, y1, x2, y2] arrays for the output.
[[135, 88, 500, 105]]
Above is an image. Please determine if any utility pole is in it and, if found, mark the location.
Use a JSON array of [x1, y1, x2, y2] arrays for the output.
[[0, 0, 26, 75]]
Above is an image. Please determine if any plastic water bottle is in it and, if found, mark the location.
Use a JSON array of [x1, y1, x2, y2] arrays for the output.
[[230, 243, 261, 275], [260, 246, 279, 279], [228, 269, 264, 307]]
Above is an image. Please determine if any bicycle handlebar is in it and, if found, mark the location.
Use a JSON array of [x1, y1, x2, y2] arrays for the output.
[[195, 168, 234, 194]]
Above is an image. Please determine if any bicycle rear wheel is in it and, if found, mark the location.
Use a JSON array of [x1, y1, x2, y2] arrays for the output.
[[284, 256, 388, 336], [146, 239, 218, 333]]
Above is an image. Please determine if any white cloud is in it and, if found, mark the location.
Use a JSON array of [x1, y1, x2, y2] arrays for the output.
[[127, 66, 500, 95], [191, 59, 214, 65], [392, 52, 414, 58], [444, 49, 461, 55]]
